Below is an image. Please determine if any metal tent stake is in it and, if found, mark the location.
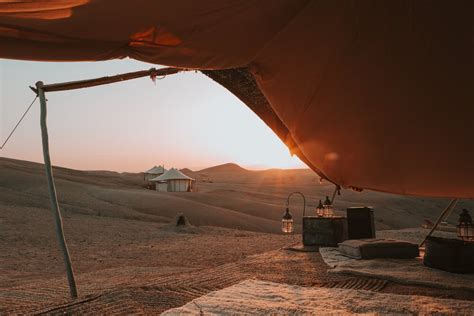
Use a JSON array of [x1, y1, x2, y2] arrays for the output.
[[36, 81, 78, 299]]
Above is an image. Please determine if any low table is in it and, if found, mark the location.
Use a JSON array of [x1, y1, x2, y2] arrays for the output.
[[303, 216, 348, 247]]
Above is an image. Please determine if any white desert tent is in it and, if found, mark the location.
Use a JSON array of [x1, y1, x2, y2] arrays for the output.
[[143, 165, 166, 181], [0, 0, 472, 198], [150, 168, 194, 192]]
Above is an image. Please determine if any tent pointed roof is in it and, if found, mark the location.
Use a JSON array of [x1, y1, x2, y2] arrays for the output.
[[150, 168, 194, 182], [144, 165, 166, 174]]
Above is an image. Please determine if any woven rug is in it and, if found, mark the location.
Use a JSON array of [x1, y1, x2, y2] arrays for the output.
[[320, 247, 474, 291], [162, 279, 474, 315]]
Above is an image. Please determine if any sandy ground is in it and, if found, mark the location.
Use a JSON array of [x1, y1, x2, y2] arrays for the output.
[[1, 158, 474, 314], [0, 204, 298, 290]]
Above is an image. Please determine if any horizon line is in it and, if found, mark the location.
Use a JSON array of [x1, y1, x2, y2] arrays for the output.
[[1, 156, 311, 174]]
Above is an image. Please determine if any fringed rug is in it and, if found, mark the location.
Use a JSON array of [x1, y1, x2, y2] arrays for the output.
[[163, 279, 474, 315], [320, 247, 474, 291]]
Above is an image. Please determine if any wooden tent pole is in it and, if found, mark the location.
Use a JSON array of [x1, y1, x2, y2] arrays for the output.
[[36, 81, 78, 299], [419, 198, 458, 248], [31, 67, 182, 93], [30, 67, 185, 300], [330, 185, 340, 204]]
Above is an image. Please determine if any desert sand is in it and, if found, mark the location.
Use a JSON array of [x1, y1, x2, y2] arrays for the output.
[[1, 157, 473, 314]]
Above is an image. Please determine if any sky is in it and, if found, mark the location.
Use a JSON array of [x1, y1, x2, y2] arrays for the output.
[[0, 58, 305, 172]]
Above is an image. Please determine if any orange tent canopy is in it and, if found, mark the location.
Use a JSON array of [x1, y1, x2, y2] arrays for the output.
[[1, 0, 472, 198]]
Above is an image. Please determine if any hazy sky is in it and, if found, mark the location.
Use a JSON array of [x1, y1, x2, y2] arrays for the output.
[[0, 58, 305, 172]]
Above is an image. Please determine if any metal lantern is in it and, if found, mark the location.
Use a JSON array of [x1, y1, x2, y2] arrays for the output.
[[316, 199, 324, 217], [323, 195, 333, 217], [457, 209, 474, 242], [282, 192, 306, 234], [281, 207, 294, 234]]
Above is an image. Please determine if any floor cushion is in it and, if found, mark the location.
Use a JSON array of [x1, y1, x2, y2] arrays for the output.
[[338, 239, 419, 259]]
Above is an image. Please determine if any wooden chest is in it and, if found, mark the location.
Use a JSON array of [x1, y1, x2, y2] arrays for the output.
[[346, 207, 376, 239], [424, 236, 474, 273], [302, 216, 348, 247]]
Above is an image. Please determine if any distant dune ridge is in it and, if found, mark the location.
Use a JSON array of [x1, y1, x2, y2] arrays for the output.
[[1, 157, 473, 234], [179, 168, 197, 178], [198, 163, 249, 173]]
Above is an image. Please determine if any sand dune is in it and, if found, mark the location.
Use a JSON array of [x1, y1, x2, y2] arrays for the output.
[[2, 157, 473, 233], [2, 157, 473, 313], [198, 162, 249, 173]]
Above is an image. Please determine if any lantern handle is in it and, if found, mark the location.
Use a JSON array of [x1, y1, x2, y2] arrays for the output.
[[286, 191, 306, 217]]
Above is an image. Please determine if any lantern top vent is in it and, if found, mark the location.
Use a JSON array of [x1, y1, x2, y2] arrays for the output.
[[317, 200, 324, 209], [283, 208, 293, 220], [459, 209, 472, 224], [324, 196, 332, 206]]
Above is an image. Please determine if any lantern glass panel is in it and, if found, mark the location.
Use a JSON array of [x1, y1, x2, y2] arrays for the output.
[[282, 219, 294, 234], [316, 208, 323, 217], [457, 209, 474, 242], [323, 196, 333, 217], [282, 207, 294, 234], [323, 205, 333, 217], [469, 226, 474, 241], [458, 223, 474, 241], [316, 200, 324, 217]]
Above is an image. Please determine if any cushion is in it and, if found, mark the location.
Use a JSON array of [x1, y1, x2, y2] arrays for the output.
[[338, 239, 419, 259]]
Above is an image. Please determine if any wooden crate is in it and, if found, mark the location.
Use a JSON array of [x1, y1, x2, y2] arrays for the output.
[[302, 216, 348, 247]]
